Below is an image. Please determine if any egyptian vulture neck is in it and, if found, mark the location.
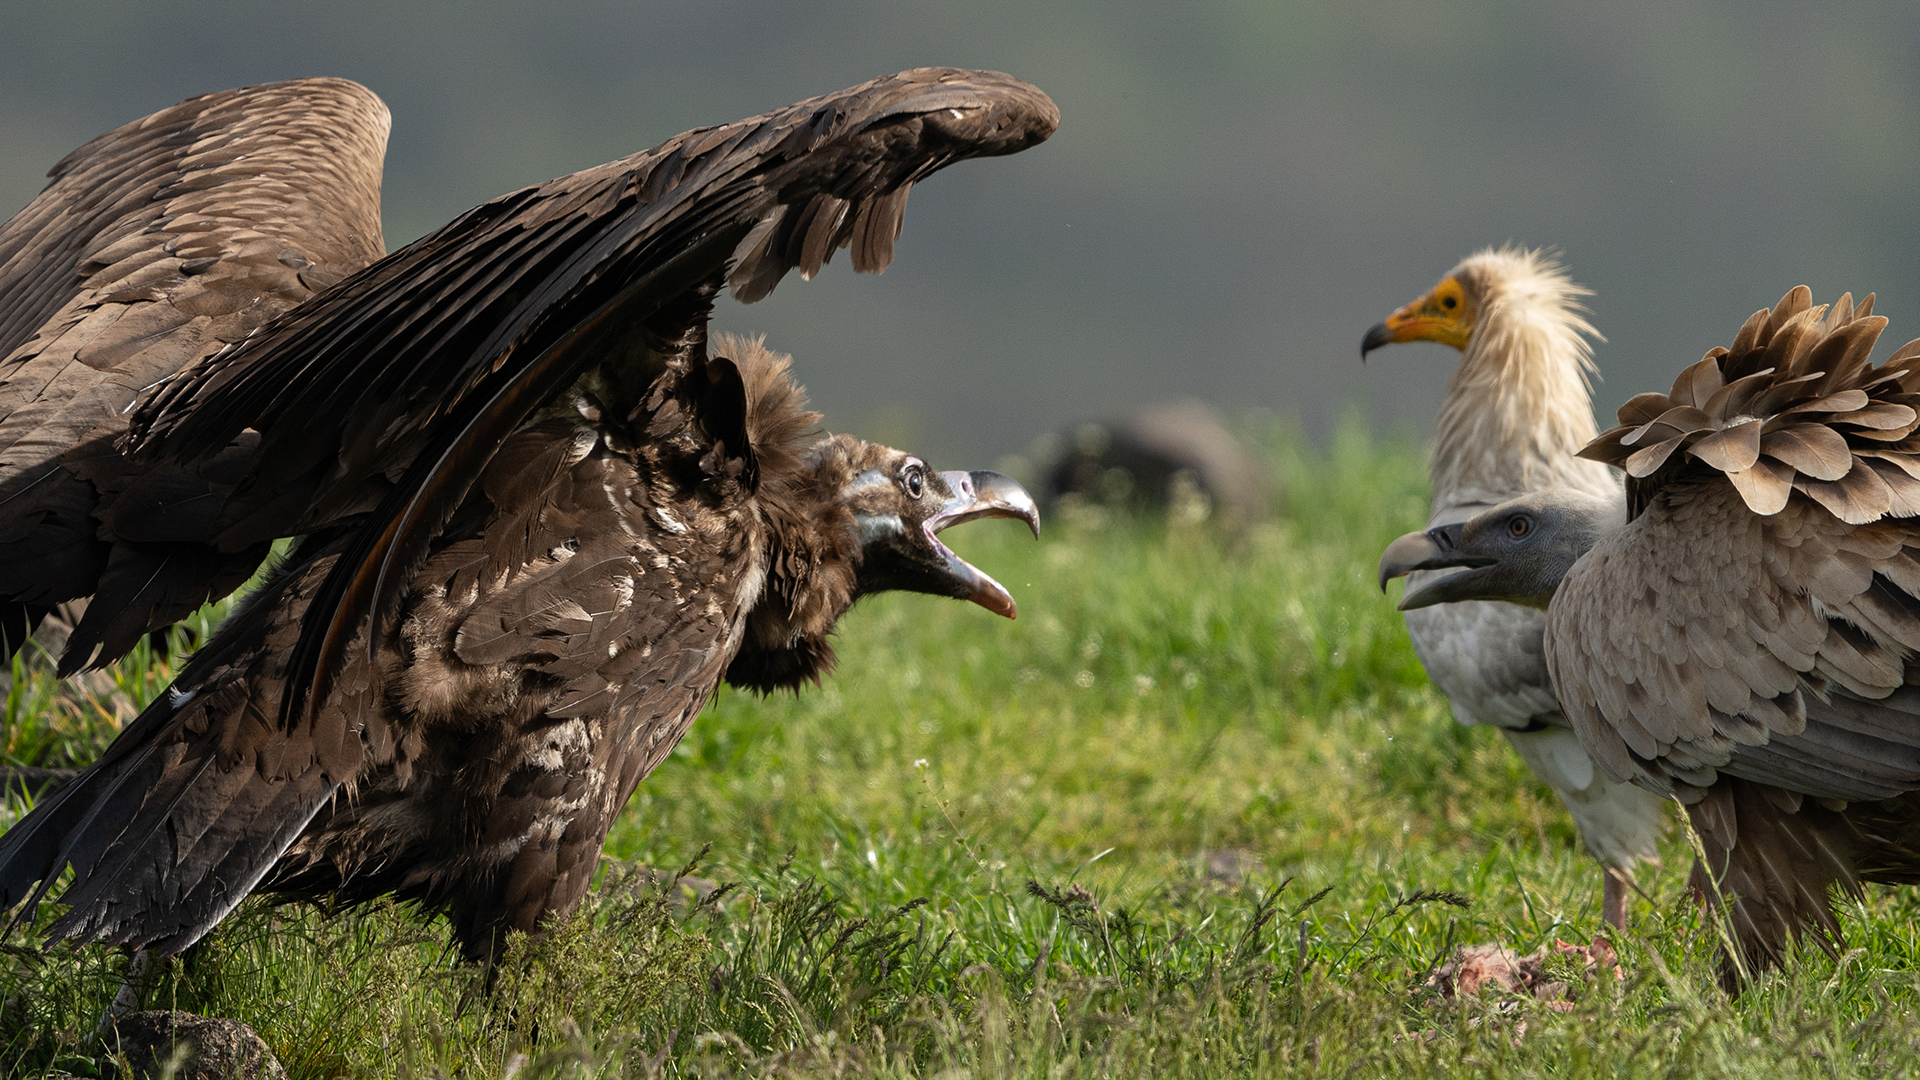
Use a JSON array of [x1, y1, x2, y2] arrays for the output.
[[1430, 261, 1613, 512]]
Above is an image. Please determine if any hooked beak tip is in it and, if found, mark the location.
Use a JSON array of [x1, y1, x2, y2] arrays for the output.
[[1361, 321, 1395, 359], [934, 470, 1041, 538], [1378, 528, 1443, 590]]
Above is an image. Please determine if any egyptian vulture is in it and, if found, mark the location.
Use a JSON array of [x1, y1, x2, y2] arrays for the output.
[[1363, 249, 1668, 928], [1382, 287, 1920, 983], [0, 69, 1055, 963]]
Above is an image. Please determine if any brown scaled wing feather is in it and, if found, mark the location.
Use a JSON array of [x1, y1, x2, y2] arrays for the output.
[[1551, 287, 1920, 978], [0, 71, 1056, 962], [0, 78, 388, 671]]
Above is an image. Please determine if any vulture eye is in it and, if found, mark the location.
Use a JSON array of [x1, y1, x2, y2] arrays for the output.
[[1508, 515, 1532, 538], [902, 463, 925, 499], [1442, 295, 1458, 309]]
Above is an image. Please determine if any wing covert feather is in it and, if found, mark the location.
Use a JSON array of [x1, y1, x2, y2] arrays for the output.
[[1551, 478, 1920, 801]]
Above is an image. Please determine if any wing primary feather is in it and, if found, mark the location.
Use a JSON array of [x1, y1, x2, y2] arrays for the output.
[[1, 736, 204, 941]]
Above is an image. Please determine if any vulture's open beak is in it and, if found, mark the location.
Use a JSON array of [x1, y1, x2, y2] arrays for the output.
[[1377, 523, 1497, 611], [927, 470, 1040, 619]]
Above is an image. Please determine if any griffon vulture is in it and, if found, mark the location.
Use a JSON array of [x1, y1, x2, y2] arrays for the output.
[[0, 68, 1055, 964], [1382, 287, 1920, 984], [1364, 248, 1665, 928]]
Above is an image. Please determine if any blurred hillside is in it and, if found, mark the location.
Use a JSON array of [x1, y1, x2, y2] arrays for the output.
[[3, 0, 1918, 464]]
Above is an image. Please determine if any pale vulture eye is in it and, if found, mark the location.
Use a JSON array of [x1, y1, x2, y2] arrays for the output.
[[1508, 515, 1532, 538]]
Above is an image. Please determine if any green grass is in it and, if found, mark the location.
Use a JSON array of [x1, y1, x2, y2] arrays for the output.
[[7, 419, 1920, 1077]]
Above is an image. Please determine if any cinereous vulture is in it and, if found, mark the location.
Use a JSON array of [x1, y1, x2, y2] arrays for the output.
[[0, 68, 1055, 964], [1364, 248, 1665, 929], [1382, 287, 1920, 985]]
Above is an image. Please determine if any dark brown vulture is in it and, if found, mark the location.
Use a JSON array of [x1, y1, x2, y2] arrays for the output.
[[1381, 287, 1920, 984], [1363, 248, 1665, 929], [0, 68, 1055, 964], [0, 78, 389, 671]]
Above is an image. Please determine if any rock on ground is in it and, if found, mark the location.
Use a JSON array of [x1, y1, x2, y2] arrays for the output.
[[101, 1010, 285, 1080]]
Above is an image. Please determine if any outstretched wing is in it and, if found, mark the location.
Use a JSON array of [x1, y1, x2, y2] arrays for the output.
[[0, 77, 388, 669], [127, 66, 1058, 727]]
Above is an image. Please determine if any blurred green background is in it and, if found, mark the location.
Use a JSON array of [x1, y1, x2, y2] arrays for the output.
[[3, 0, 1918, 465]]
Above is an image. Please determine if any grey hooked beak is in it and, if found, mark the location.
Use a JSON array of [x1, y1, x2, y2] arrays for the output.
[[1361, 321, 1395, 359], [1377, 522, 1495, 611], [929, 470, 1041, 619]]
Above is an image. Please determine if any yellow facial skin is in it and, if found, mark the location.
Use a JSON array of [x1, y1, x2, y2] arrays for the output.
[[1362, 276, 1476, 354]]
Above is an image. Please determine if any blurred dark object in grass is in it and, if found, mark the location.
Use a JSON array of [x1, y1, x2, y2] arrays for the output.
[[1026, 399, 1270, 529]]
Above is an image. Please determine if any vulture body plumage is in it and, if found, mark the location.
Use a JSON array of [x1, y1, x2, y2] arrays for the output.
[[0, 69, 1055, 962], [1383, 287, 1920, 984], [1364, 249, 1667, 927]]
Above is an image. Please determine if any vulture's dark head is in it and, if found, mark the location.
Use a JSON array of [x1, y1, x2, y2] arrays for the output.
[[1378, 490, 1621, 611], [714, 335, 1039, 694], [806, 434, 1039, 615]]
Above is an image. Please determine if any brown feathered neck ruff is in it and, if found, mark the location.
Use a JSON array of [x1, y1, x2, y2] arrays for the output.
[[1581, 287, 1920, 523], [712, 332, 819, 493], [708, 334, 865, 694], [1431, 247, 1616, 509]]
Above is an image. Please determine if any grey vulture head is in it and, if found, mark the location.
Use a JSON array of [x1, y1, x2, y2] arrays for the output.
[[1378, 490, 1624, 611]]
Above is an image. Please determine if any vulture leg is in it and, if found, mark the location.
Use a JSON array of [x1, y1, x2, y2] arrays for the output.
[[93, 948, 151, 1040], [1602, 868, 1628, 929]]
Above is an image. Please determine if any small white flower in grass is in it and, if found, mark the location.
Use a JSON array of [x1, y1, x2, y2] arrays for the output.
[[1074, 670, 1095, 689], [1134, 674, 1155, 696], [913, 758, 929, 769], [867, 847, 879, 867]]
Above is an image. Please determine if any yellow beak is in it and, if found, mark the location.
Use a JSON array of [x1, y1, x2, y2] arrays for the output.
[[1361, 277, 1475, 356]]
